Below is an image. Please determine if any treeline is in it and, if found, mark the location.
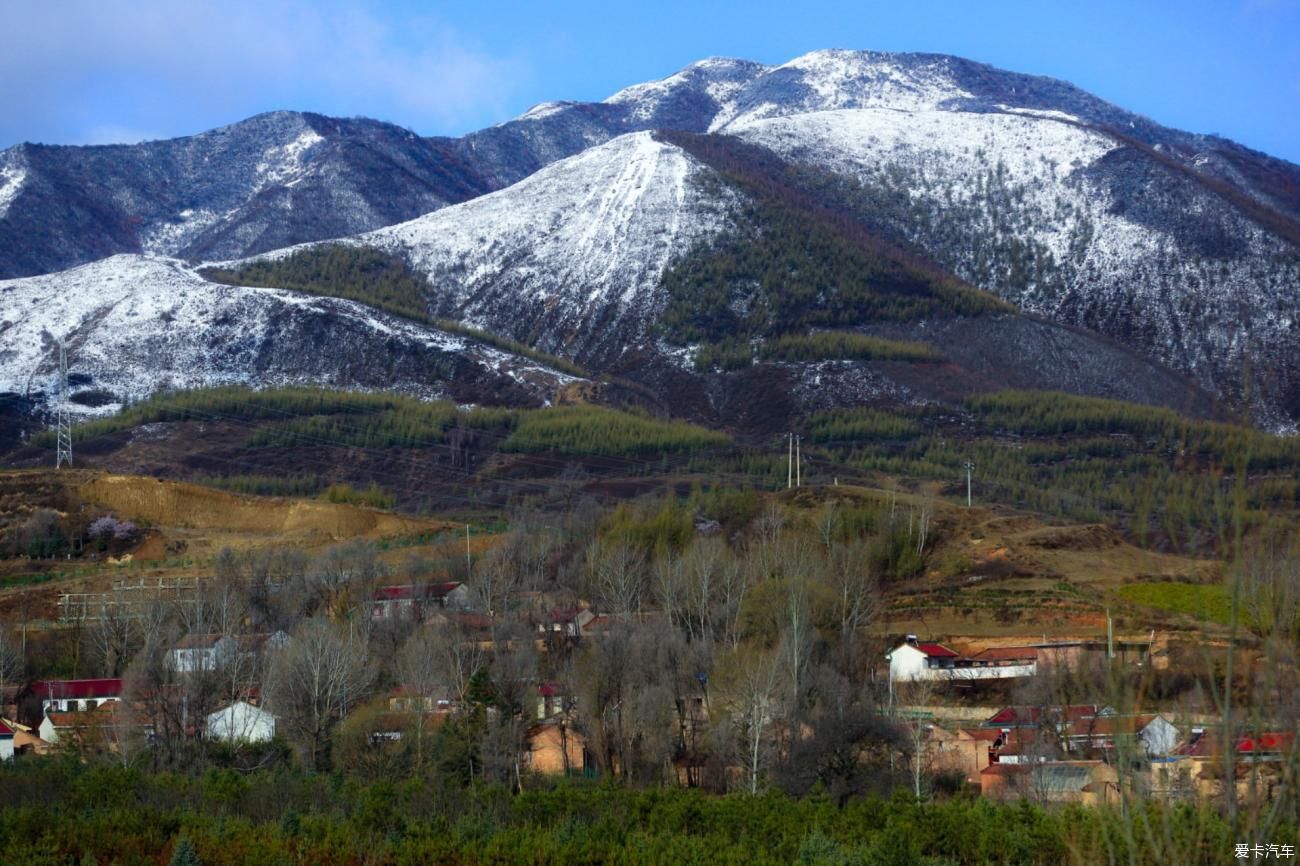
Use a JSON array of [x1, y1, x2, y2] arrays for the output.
[[817, 390, 1300, 553], [249, 402, 516, 450], [693, 332, 941, 371], [968, 390, 1300, 472], [201, 246, 588, 377], [33, 385, 403, 447], [758, 332, 941, 364], [656, 130, 1009, 351], [502, 405, 730, 456], [0, 762, 1257, 866], [808, 407, 924, 443]]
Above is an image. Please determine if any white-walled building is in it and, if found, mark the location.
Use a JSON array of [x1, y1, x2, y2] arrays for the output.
[[30, 678, 123, 714], [168, 632, 289, 673], [0, 720, 13, 761], [886, 637, 1039, 683], [206, 701, 277, 744]]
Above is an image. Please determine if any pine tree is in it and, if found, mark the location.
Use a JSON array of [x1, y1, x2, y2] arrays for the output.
[[169, 837, 201, 866]]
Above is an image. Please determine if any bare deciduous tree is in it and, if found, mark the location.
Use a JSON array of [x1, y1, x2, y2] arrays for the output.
[[716, 646, 783, 794], [590, 537, 647, 619], [826, 540, 879, 639], [266, 618, 374, 771], [468, 542, 521, 617]]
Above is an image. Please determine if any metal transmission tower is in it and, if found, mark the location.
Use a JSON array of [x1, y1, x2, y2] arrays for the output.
[[55, 343, 72, 469], [963, 461, 975, 507]]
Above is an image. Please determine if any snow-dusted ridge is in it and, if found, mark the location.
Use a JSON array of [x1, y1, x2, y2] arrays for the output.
[[0, 255, 579, 419], [356, 131, 741, 361], [0, 162, 25, 218], [5, 48, 1300, 429]]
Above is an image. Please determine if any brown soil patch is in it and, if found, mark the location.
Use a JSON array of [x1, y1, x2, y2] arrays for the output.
[[79, 475, 446, 542]]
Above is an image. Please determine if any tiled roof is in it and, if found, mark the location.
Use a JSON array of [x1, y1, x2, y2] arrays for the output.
[[960, 727, 1005, 742], [374, 582, 463, 601], [1237, 732, 1294, 754], [172, 634, 225, 649], [984, 705, 1113, 727], [915, 643, 961, 658], [32, 679, 124, 700]]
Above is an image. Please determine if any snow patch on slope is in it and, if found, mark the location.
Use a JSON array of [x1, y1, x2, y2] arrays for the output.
[[605, 57, 770, 123], [713, 50, 973, 131], [257, 129, 323, 188], [0, 254, 577, 418], [360, 131, 739, 358], [737, 107, 1117, 264], [736, 106, 1300, 427], [0, 165, 25, 218]]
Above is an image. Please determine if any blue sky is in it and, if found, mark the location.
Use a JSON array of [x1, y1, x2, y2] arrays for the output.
[[3, 0, 1298, 163]]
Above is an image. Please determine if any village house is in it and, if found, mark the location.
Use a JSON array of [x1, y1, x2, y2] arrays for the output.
[[1063, 713, 1179, 758], [1169, 728, 1297, 802], [885, 637, 1038, 684], [0, 719, 14, 761], [5, 718, 50, 756], [980, 760, 1119, 805], [24, 678, 123, 721], [388, 684, 454, 714], [536, 607, 596, 638], [38, 702, 152, 754], [886, 633, 1160, 688], [370, 581, 471, 621], [536, 682, 574, 720], [167, 631, 289, 673], [934, 727, 1002, 784], [206, 701, 277, 744], [523, 716, 590, 776], [982, 704, 1116, 731]]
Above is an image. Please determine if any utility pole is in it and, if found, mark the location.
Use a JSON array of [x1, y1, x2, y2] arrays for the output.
[[795, 435, 802, 487], [963, 461, 975, 508], [465, 524, 472, 579], [55, 342, 72, 469], [786, 433, 793, 489], [1106, 608, 1114, 661]]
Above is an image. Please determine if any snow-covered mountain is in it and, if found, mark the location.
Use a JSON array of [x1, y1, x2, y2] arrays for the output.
[[0, 255, 577, 420], [363, 132, 738, 363], [4, 49, 1300, 430], [0, 112, 489, 279]]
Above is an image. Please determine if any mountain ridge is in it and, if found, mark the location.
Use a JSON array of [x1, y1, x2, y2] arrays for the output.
[[2, 49, 1298, 433], [5, 49, 1298, 280]]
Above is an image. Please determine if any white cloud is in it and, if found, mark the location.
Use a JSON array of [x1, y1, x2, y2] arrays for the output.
[[0, 1, 525, 146]]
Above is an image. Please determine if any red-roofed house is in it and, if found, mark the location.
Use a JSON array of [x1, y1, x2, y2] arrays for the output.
[[29, 679, 123, 715], [371, 582, 471, 621], [885, 636, 961, 683], [536, 682, 574, 720], [536, 608, 595, 638], [979, 760, 1118, 805], [982, 705, 1115, 729], [886, 637, 1038, 684]]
